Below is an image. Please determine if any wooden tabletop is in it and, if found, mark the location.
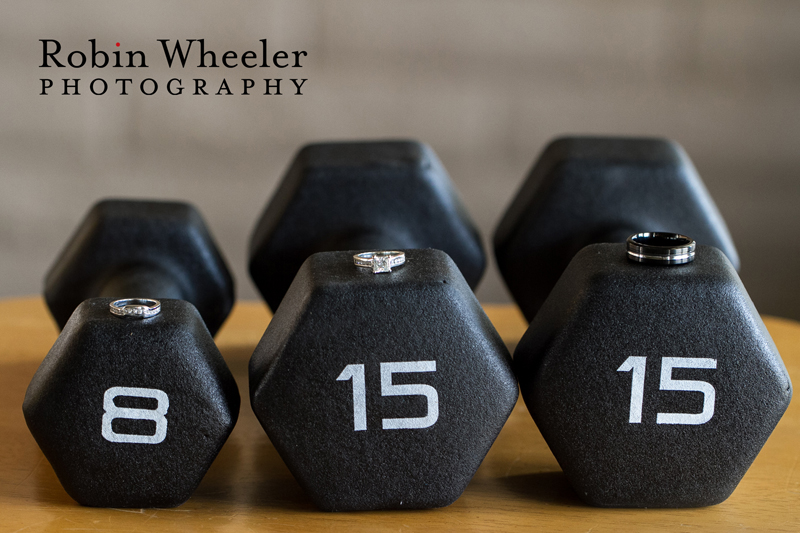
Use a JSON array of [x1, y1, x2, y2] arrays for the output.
[[1, 297, 798, 532]]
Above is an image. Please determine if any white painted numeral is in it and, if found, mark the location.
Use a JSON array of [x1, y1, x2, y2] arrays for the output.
[[336, 361, 439, 431], [101, 386, 169, 444], [380, 361, 439, 430], [336, 364, 367, 431], [617, 356, 716, 425], [617, 356, 646, 423], [657, 357, 717, 425]]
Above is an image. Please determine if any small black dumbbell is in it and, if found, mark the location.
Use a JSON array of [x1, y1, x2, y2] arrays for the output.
[[514, 233, 791, 507], [45, 199, 235, 336], [494, 136, 739, 322], [24, 299, 240, 507], [248, 140, 486, 311], [249, 249, 518, 511], [23, 199, 240, 507]]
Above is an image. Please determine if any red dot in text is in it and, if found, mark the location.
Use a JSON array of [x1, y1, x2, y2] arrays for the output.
[[116, 42, 120, 47]]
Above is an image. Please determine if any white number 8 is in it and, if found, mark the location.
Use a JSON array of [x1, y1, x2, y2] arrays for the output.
[[101, 386, 169, 444]]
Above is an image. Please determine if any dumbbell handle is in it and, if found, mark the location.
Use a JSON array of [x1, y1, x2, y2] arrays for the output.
[[98, 265, 189, 301], [328, 229, 417, 253], [585, 227, 647, 247]]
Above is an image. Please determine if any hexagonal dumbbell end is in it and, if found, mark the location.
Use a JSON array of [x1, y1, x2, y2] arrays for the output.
[[514, 234, 791, 507], [248, 141, 486, 311], [494, 136, 739, 322], [45, 199, 234, 336], [23, 299, 240, 507], [249, 249, 517, 511]]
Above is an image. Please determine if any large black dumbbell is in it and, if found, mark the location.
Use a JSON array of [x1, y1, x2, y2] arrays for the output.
[[45, 199, 235, 336], [494, 136, 739, 322], [248, 140, 486, 311], [514, 233, 791, 507], [23, 199, 240, 507], [249, 249, 518, 511]]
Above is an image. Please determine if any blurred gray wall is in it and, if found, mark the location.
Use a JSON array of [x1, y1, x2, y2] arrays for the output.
[[2, 1, 799, 319]]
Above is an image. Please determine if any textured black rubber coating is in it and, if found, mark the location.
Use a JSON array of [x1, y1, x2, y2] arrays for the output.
[[45, 199, 235, 336], [514, 243, 791, 507], [494, 136, 739, 322], [248, 140, 486, 311], [249, 249, 518, 511], [23, 298, 240, 507]]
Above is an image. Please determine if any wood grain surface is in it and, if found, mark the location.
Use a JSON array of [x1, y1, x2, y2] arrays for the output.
[[1, 297, 798, 532]]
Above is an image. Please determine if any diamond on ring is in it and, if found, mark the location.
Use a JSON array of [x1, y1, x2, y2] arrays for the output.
[[353, 251, 406, 274], [109, 298, 162, 319]]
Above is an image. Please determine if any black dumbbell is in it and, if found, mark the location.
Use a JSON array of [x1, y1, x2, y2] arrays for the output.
[[23, 200, 240, 507], [513, 233, 791, 507], [494, 136, 739, 322], [45, 199, 235, 336], [249, 249, 518, 511], [248, 140, 486, 311]]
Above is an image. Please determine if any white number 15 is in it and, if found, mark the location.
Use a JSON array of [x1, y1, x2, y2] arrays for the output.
[[336, 361, 439, 431], [617, 356, 717, 425]]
